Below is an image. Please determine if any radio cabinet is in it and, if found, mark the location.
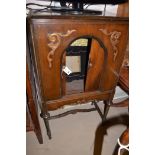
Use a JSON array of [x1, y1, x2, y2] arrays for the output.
[[27, 12, 128, 139]]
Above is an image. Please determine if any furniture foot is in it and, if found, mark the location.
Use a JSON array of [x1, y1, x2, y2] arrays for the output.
[[40, 112, 52, 139]]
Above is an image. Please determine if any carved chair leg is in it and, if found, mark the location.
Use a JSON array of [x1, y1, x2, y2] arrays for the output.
[[40, 112, 52, 139]]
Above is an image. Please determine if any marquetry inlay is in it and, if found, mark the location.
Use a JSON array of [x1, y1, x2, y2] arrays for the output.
[[99, 29, 121, 61], [47, 30, 76, 68]]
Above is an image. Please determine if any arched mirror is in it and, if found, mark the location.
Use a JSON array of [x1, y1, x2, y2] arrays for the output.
[[61, 37, 106, 95]]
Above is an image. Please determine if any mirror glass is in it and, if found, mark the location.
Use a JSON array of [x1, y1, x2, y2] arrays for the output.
[[61, 37, 105, 95]]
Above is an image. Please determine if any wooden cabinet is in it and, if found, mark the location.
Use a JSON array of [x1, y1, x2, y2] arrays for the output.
[[27, 11, 128, 139]]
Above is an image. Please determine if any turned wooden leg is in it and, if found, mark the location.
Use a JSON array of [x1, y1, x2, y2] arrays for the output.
[[40, 112, 52, 139]]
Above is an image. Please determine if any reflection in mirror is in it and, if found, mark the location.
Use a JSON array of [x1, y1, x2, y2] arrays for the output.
[[62, 38, 91, 95], [61, 37, 105, 95]]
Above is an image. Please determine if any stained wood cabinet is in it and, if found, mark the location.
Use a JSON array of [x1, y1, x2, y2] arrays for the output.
[[27, 11, 128, 139]]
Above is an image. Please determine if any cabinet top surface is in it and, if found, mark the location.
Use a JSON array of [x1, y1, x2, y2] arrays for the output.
[[27, 10, 129, 22]]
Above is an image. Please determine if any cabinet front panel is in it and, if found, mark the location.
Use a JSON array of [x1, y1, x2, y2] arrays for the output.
[[31, 18, 128, 101]]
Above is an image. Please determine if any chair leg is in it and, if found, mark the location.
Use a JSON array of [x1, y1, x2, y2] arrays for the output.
[[40, 112, 52, 139]]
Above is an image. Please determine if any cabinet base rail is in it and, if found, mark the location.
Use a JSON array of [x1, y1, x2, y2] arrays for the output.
[[40, 100, 111, 140]]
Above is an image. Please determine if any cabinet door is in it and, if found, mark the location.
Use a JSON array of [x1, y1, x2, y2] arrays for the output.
[[85, 38, 105, 92]]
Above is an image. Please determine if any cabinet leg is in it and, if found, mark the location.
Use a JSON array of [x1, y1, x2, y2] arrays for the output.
[[40, 112, 52, 139], [93, 100, 111, 122], [43, 118, 52, 139], [102, 101, 110, 121]]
